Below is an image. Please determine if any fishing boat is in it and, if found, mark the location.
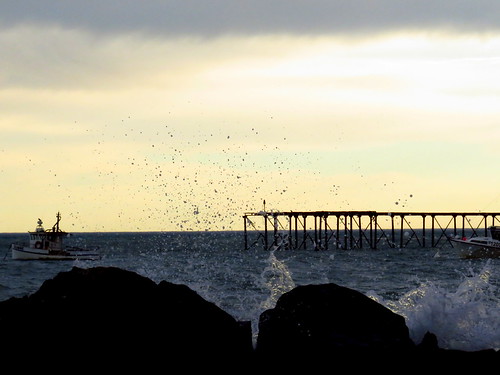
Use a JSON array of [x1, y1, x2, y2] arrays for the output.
[[10, 212, 100, 260], [450, 226, 500, 259]]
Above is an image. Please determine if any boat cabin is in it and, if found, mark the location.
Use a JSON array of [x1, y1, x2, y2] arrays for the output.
[[28, 214, 67, 252]]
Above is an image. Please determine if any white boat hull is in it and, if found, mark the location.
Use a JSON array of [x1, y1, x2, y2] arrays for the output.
[[11, 244, 100, 260], [450, 238, 500, 259]]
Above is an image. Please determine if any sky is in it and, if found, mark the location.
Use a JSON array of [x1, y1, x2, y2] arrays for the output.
[[1, 1, 500, 232]]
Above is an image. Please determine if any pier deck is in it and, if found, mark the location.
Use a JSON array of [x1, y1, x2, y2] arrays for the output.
[[243, 211, 500, 250]]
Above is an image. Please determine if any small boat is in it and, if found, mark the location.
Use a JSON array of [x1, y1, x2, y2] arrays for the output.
[[10, 212, 100, 260], [450, 226, 500, 259]]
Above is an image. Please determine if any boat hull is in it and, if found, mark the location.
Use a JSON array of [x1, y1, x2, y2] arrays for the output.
[[450, 238, 500, 259], [11, 244, 100, 260]]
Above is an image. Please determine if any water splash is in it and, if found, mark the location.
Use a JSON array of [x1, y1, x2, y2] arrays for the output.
[[260, 250, 295, 311], [376, 261, 500, 351]]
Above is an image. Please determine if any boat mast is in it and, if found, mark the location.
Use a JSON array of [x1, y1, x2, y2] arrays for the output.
[[54, 212, 61, 232]]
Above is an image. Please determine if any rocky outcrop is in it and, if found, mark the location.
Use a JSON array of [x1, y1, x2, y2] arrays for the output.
[[256, 282, 414, 356], [256, 283, 498, 367], [0, 267, 497, 369], [0, 266, 252, 367]]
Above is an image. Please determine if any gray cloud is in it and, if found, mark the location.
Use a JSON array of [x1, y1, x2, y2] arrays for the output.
[[1, 1, 500, 37]]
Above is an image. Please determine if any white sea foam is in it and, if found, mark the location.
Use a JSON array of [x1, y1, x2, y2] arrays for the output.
[[372, 261, 500, 351]]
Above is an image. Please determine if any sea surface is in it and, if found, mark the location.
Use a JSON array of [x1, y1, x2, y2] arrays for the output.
[[1, 231, 499, 351]]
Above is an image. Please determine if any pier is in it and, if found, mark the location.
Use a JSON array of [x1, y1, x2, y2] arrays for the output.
[[243, 210, 500, 250]]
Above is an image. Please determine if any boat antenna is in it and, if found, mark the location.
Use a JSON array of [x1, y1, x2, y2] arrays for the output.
[[36, 218, 44, 232]]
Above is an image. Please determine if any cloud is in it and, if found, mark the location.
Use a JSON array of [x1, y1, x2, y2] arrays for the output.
[[1, 1, 500, 37]]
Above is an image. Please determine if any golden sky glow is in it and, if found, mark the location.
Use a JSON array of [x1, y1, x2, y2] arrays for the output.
[[1, 4, 500, 232]]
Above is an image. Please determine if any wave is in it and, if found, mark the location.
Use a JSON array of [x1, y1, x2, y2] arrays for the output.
[[371, 260, 500, 351]]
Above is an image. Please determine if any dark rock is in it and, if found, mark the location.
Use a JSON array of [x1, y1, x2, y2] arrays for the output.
[[255, 283, 499, 368], [417, 331, 440, 351], [415, 331, 500, 367], [256, 283, 414, 357], [1, 268, 497, 369], [0, 266, 252, 368]]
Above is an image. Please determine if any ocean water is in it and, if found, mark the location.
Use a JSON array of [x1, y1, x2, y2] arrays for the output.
[[1, 231, 498, 351]]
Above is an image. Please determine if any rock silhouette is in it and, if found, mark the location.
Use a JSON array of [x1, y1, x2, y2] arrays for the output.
[[0, 266, 497, 369], [0, 266, 252, 368], [256, 282, 414, 355]]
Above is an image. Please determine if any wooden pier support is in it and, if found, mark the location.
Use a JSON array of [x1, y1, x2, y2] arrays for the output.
[[242, 211, 500, 250]]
